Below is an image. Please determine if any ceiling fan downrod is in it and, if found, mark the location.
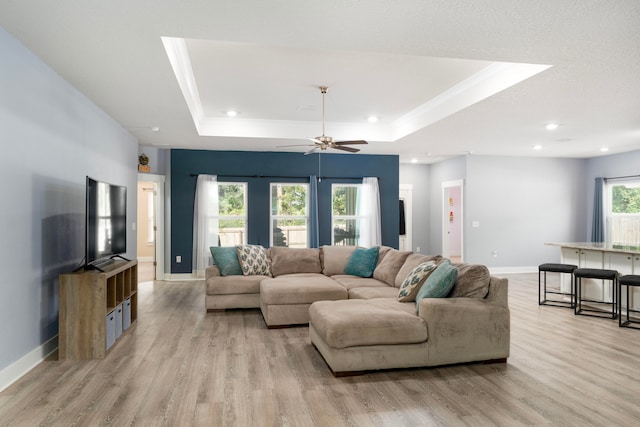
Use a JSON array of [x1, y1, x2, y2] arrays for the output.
[[320, 86, 327, 138]]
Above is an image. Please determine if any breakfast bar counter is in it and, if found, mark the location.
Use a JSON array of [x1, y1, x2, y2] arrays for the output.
[[546, 242, 640, 308]]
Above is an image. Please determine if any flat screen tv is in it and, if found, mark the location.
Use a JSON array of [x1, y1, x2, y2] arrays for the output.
[[85, 176, 127, 269]]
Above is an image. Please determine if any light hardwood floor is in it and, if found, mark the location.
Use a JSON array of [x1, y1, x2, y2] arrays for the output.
[[1, 273, 640, 426]]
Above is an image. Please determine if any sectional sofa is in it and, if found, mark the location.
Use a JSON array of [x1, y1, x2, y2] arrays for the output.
[[205, 245, 510, 374]]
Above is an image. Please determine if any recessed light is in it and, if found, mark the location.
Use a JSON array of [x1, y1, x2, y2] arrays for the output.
[[411, 158, 418, 164], [600, 147, 609, 152], [226, 110, 238, 117], [533, 144, 543, 150], [367, 116, 378, 123], [545, 123, 559, 131], [150, 126, 160, 132]]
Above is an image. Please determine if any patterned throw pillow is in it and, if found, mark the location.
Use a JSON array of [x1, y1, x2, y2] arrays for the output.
[[209, 246, 242, 276], [415, 260, 458, 312], [235, 245, 271, 276], [397, 261, 437, 302], [344, 247, 380, 278]]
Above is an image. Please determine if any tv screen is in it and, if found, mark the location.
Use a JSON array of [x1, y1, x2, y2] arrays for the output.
[[86, 177, 127, 265]]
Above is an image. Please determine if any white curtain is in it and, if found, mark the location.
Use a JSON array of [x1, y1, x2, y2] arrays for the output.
[[358, 177, 382, 247], [192, 174, 218, 277]]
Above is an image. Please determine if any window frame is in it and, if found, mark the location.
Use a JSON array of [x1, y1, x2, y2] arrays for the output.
[[605, 179, 640, 246], [269, 182, 310, 248], [331, 183, 364, 246], [215, 182, 248, 246]]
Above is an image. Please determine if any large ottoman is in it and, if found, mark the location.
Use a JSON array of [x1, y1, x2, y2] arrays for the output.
[[260, 273, 348, 327], [309, 298, 430, 375]]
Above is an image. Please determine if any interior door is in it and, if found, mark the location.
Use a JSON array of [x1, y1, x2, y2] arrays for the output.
[[442, 180, 463, 262]]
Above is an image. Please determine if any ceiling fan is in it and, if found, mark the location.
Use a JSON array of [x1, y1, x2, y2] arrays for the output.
[[283, 86, 368, 155]]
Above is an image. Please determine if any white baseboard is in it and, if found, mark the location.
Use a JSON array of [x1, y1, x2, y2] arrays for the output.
[[489, 266, 538, 275], [0, 335, 58, 393], [163, 273, 202, 281]]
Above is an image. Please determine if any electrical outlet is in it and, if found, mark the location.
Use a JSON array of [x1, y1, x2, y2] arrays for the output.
[[416, 247, 421, 253], [176, 255, 182, 263]]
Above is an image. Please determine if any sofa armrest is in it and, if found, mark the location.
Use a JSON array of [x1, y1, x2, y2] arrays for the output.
[[205, 264, 221, 280], [418, 277, 510, 365]]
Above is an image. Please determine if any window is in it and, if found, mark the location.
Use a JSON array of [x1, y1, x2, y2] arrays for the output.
[[270, 183, 308, 247], [606, 180, 640, 247], [332, 184, 362, 246], [217, 183, 247, 246]]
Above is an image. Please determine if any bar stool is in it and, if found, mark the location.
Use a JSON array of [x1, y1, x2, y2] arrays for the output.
[[619, 275, 640, 328], [538, 263, 577, 307], [574, 268, 618, 319]]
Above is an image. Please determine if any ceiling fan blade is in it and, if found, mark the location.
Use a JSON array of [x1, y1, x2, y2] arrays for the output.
[[277, 144, 315, 148], [334, 140, 368, 145], [304, 147, 320, 155], [307, 137, 323, 144], [333, 145, 360, 153]]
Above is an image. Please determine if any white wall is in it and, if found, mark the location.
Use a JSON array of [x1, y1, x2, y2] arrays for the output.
[[404, 156, 588, 268], [399, 163, 431, 254], [465, 156, 586, 267], [0, 26, 138, 384]]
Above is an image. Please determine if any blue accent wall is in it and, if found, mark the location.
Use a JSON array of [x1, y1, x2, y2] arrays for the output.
[[170, 150, 399, 273]]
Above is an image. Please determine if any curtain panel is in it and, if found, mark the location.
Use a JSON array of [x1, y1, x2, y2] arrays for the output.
[[192, 174, 218, 277], [309, 175, 319, 248], [358, 177, 382, 247], [591, 177, 605, 242]]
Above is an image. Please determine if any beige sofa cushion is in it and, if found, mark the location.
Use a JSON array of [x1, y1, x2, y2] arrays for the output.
[[377, 245, 392, 264], [260, 273, 347, 304], [395, 253, 444, 287], [321, 245, 358, 276], [269, 247, 321, 277], [331, 275, 389, 290], [309, 299, 428, 349], [348, 286, 399, 299], [373, 249, 412, 286], [450, 263, 491, 298], [206, 275, 265, 295]]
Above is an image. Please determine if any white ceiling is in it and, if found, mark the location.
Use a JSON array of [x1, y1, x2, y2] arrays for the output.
[[1, 1, 639, 164]]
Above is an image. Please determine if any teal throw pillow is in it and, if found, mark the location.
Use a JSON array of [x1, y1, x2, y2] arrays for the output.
[[415, 260, 458, 312], [344, 246, 380, 278], [210, 246, 243, 276]]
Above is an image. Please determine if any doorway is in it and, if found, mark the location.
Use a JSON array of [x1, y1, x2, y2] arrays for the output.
[[137, 174, 165, 282], [442, 180, 463, 262], [399, 184, 413, 252]]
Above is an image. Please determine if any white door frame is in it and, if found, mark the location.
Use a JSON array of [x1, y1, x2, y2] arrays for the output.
[[399, 184, 413, 252], [138, 173, 165, 280], [442, 179, 464, 261]]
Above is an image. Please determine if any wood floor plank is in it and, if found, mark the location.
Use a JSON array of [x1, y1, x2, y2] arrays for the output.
[[2, 274, 640, 426]]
